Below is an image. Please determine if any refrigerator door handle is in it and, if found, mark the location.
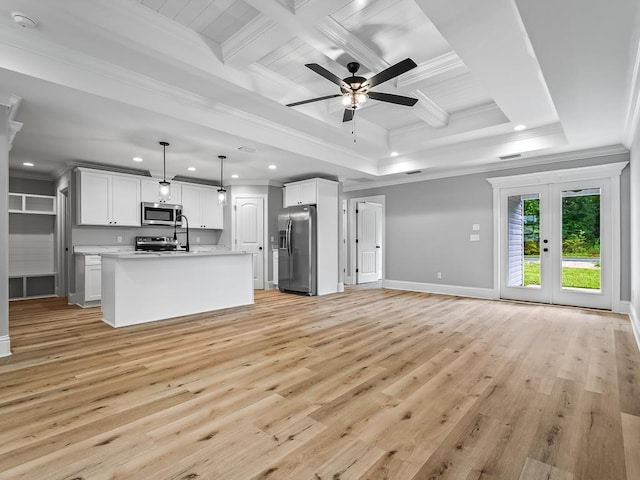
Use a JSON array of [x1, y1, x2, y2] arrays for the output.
[[286, 219, 292, 257]]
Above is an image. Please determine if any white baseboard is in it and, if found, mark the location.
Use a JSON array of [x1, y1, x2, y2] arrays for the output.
[[0, 335, 11, 357], [382, 280, 498, 300], [337, 282, 344, 293], [618, 301, 631, 314], [630, 304, 640, 352]]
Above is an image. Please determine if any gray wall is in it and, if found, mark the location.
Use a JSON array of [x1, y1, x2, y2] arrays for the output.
[[9, 177, 55, 195], [343, 152, 631, 300]]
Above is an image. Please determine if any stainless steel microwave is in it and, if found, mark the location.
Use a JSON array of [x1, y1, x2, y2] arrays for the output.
[[141, 202, 182, 226]]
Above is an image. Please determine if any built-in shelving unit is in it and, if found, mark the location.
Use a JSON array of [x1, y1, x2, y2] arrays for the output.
[[8, 192, 57, 300], [9, 193, 56, 215]]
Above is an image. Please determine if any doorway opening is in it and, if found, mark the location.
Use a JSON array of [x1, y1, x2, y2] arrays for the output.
[[489, 162, 626, 310], [347, 195, 385, 286], [231, 194, 267, 289], [56, 187, 70, 298]]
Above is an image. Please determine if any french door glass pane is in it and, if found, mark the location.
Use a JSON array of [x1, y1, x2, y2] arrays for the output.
[[506, 193, 540, 287], [561, 188, 601, 291]]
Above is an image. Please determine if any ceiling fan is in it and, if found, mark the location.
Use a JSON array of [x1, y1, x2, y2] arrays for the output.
[[286, 58, 419, 122]]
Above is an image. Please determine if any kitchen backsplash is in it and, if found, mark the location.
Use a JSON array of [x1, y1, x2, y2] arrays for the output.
[[72, 225, 221, 248]]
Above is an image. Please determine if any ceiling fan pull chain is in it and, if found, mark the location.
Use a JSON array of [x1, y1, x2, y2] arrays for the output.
[[352, 110, 357, 143]]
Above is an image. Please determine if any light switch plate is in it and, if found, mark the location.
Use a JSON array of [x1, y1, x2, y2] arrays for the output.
[[117, 236, 122, 244], [472, 224, 480, 231], [470, 234, 480, 242]]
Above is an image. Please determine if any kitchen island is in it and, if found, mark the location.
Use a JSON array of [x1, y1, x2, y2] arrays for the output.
[[100, 250, 253, 327]]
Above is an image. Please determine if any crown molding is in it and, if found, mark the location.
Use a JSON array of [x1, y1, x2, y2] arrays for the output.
[[397, 52, 466, 89], [222, 15, 277, 63], [623, 39, 640, 148], [343, 144, 629, 192]]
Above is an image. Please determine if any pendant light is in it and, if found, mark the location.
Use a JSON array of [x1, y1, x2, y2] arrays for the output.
[[217, 155, 227, 207], [158, 141, 171, 203]]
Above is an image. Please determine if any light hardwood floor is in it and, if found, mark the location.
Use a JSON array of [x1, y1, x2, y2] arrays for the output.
[[1, 288, 639, 479]]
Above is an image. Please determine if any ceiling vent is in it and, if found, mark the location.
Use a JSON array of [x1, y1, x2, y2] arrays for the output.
[[499, 153, 522, 160], [12, 12, 37, 29], [405, 170, 422, 175], [237, 146, 257, 153]]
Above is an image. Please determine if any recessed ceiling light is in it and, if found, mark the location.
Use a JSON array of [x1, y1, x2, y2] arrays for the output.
[[23, 162, 34, 167], [268, 165, 277, 170], [132, 156, 143, 162], [187, 166, 196, 172], [390, 151, 399, 157], [514, 124, 526, 131], [231, 174, 239, 179]]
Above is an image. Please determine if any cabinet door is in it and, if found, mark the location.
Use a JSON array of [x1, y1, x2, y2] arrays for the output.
[[181, 185, 202, 228], [111, 175, 140, 226], [79, 171, 110, 225], [284, 184, 301, 207], [201, 187, 223, 229], [85, 265, 102, 301], [300, 181, 317, 205]]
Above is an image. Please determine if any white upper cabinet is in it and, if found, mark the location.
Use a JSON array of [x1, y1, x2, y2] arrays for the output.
[[141, 178, 182, 205], [181, 184, 223, 229], [76, 169, 140, 226], [283, 179, 318, 207]]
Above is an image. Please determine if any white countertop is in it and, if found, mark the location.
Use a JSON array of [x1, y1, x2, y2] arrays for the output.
[[74, 245, 230, 255], [101, 250, 248, 259]]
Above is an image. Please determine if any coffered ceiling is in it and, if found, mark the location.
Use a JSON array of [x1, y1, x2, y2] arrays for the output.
[[0, 0, 638, 189]]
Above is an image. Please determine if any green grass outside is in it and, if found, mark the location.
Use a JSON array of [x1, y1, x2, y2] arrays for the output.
[[523, 261, 601, 289]]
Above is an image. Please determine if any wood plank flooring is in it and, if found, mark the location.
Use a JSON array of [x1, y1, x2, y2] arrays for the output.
[[1, 288, 639, 479]]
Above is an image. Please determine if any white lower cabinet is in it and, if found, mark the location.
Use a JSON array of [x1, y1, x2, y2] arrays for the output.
[[74, 255, 102, 306], [85, 264, 102, 302]]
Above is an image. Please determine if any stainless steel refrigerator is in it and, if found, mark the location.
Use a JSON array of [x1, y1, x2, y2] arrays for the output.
[[278, 205, 317, 295]]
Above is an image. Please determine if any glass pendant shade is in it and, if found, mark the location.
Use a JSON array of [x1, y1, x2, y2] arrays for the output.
[[218, 188, 227, 207], [158, 141, 171, 203], [159, 180, 171, 202]]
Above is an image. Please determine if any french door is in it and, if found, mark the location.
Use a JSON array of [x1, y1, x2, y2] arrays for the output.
[[500, 178, 611, 309]]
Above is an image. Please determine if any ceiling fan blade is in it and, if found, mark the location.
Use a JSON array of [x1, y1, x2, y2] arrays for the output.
[[342, 109, 354, 122], [368, 91, 418, 107], [286, 94, 342, 107], [305, 63, 350, 89], [362, 58, 418, 89]]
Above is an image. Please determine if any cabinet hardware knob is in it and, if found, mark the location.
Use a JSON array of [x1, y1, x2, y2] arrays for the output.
[[543, 248, 549, 252]]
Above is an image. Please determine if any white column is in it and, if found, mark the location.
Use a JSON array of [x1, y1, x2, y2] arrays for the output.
[[0, 102, 10, 356]]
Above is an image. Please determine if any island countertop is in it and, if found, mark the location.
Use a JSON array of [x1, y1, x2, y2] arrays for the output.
[[100, 250, 249, 259]]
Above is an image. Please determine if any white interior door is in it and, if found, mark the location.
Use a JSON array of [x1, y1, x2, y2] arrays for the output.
[[500, 180, 611, 309], [235, 197, 264, 289], [356, 202, 382, 284]]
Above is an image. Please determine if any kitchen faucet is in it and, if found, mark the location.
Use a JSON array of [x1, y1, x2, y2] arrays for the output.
[[173, 214, 190, 252]]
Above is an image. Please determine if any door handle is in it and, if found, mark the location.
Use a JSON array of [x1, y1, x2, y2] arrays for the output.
[[376, 246, 381, 248], [259, 246, 263, 250]]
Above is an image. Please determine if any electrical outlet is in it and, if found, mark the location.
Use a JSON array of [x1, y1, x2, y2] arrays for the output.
[[196, 237, 201, 243], [437, 272, 442, 279], [117, 236, 122, 244], [472, 224, 480, 231]]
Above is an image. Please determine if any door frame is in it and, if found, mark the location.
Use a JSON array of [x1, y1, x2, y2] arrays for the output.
[[231, 193, 268, 289], [347, 195, 385, 285], [488, 161, 627, 311], [356, 201, 383, 284]]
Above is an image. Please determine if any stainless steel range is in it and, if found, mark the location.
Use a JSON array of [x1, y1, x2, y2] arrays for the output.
[[135, 236, 179, 252]]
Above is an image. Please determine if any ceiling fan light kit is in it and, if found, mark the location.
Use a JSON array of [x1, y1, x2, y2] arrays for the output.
[[286, 58, 419, 123]]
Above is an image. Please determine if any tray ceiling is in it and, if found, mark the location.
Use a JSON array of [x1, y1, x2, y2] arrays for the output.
[[0, 0, 637, 188]]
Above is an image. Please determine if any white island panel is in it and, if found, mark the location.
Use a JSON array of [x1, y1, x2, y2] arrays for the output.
[[101, 252, 253, 327]]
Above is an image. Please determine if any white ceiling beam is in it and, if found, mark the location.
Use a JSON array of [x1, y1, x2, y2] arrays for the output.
[[397, 52, 467, 90]]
